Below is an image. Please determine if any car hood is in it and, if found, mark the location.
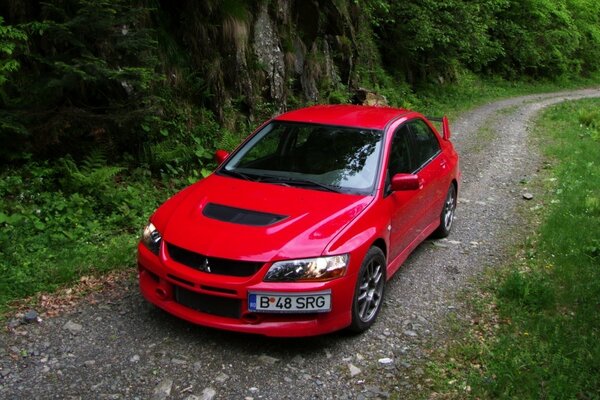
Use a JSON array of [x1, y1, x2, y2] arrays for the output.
[[155, 174, 373, 262]]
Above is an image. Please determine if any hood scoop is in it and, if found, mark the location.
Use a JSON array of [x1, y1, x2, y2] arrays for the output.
[[202, 203, 288, 226]]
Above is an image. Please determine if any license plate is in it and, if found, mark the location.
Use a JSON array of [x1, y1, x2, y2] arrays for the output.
[[248, 291, 331, 313]]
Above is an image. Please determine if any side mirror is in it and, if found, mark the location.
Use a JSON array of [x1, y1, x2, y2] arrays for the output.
[[391, 173, 422, 191], [442, 116, 451, 140], [215, 149, 230, 165]]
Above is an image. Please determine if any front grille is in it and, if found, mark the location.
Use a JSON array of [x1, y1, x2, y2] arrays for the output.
[[173, 285, 241, 319], [166, 243, 264, 277]]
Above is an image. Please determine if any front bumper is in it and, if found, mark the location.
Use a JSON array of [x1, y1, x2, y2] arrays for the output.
[[137, 243, 356, 337]]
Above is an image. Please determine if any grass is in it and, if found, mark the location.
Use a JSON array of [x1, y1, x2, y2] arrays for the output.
[[421, 98, 600, 399], [0, 75, 598, 318]]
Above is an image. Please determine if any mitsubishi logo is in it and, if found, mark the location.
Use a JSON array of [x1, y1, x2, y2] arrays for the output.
[[200, 258, 211, 273]]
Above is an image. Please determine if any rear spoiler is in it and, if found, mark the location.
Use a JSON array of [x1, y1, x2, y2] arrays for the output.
[[426, 116, 451, 140]]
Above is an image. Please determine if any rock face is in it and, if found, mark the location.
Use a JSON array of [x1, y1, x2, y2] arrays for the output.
[[253, 3, 286, 109], [179, 1, 376, 121]]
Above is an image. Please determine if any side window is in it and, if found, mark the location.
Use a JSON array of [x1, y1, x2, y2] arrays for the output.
[[408, 119, 441, 168], [388, 125, 413, 177]]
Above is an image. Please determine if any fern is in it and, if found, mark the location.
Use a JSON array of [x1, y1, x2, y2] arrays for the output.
[[148, 139, 194, 168], [60, 151, 123, 194], [80, 149, 108, 173]]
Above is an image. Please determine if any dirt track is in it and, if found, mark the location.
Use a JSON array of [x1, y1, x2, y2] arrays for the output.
[[2, 88, 600, 400]]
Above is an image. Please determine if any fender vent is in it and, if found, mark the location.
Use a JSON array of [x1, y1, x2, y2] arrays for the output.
[[202, 203, 287, 226]]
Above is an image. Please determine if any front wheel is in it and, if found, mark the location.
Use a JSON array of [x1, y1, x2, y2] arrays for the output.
[[432, 184, 457, 238], [348, 247, 386, 333]]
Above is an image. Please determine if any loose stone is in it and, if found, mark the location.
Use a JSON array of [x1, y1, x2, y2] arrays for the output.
[[200, 387, 216, 400], [152, 378, 173, 400], [258, 355, 279, 365], [378, 358, 394, 365], [63, 320, 82, 335], [214, 372, 229, 383], [348, 364, 361, 377]]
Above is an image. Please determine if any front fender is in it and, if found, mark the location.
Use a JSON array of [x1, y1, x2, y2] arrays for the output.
[[324, 196, 390, 268]]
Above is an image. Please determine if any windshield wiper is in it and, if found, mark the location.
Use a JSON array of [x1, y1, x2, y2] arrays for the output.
[[219, 169, 255, 181], [260, 175, 342, 193]]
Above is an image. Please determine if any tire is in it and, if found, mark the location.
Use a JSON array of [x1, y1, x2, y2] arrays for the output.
[[348, 247, 386, 333], [432, 183, 457, 238]]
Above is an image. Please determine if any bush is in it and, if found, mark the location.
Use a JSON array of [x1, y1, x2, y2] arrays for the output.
[[0, 159, 165, 309]]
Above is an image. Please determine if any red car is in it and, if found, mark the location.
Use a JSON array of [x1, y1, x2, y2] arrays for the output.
[[138, 105, 460, 337]]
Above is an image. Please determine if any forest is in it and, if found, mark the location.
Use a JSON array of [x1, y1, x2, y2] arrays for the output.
[[1, 0, 600, 306]]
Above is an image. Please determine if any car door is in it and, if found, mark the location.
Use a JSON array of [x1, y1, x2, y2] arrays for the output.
[[406, 118, 446, 235], [385, 124, 423, 262]]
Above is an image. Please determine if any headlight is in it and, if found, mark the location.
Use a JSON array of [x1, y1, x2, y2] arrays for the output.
[[264, 254, 349, 282], [141, 222, 162, 255]]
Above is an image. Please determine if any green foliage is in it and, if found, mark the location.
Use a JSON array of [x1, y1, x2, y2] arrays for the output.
[[1, 0, 162, 162], [577, 108, 600, 141], [370, 0, 600, 83], [2, 0, 599, 166], [567, 0, 600, 76], [0, 159, 166, 310], [0, 16, 26, 87], [490, 0, 581, 78], [140, 106, 220, 186], [374, 0, 506, 83]]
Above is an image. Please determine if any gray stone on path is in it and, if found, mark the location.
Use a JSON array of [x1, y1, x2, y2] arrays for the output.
[[348, 363, 361, 377], [378, 358, 394, 365], [258, 354, 279, 365], [63, 320, 82, 335], [152, 378, 173, 400], [200, 387, 216, 400], [24, 310, 39, 323]]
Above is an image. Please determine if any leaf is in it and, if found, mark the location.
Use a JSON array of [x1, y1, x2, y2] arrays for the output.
[[0, 212, 23, 225], [200, 168, 211, 178], [33, 220, 46, 230]]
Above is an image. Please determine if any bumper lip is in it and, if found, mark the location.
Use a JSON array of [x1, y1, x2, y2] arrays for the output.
[[137, 244, 354, 337]]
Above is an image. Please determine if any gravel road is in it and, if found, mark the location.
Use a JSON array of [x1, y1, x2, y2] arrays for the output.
[[2, 88, 600, 400]]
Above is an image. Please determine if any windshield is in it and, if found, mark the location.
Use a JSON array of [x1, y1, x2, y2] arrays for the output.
[[220, 121, 383, 194]]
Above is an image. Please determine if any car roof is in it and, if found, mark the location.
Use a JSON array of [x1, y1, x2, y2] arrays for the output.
[[274, 104, 411, 130]]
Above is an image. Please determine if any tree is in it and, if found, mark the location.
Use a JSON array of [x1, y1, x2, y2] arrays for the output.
[[0, 16, 26, 87], [490, 0, 581, 78], [0, 0, 161, 161], [374, 0, 506, 84]]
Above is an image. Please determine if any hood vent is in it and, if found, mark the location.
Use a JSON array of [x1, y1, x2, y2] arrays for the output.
[[202, 203, 287, 226]]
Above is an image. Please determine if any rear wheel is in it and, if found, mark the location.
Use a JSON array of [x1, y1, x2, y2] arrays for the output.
[[433, 184, 457, 238], [348, 247, 386, 333]]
